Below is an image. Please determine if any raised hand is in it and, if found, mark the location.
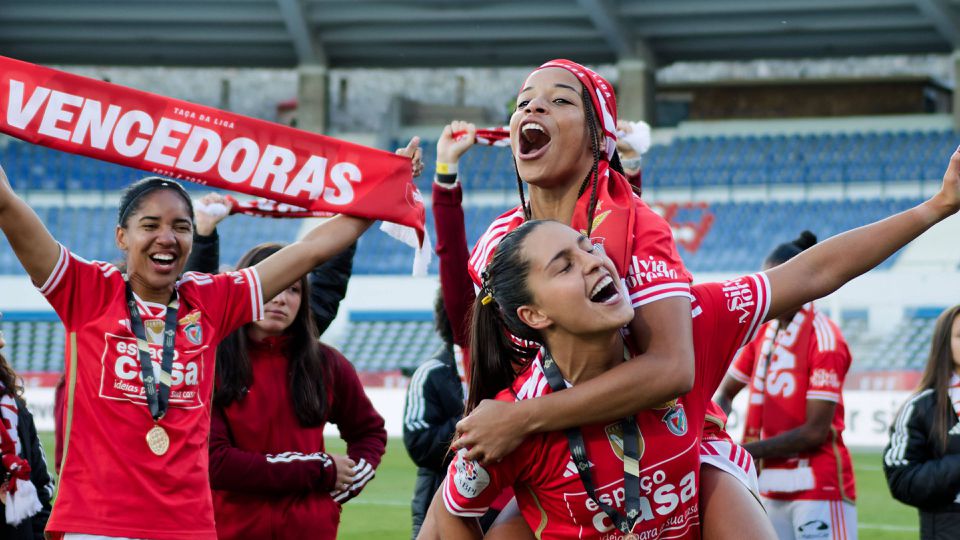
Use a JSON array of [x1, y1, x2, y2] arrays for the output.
[[194, 193, 233, 236], [396, 136, 424, 178], [934, 145, 960, 214], [437, 120, 477, 165]]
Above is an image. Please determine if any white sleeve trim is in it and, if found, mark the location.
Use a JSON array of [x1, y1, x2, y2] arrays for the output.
[[37, 244, 69, 296], [243, 267, 264, 322], [741, 272, 772, 349], [806, 391, 841, 403], [441, 477, 488, 518], [728, 366, 752, 385], [630, 281, 694, 308]]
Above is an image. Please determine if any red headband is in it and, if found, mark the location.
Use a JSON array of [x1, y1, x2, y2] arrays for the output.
[[527, 59, 618, 161]]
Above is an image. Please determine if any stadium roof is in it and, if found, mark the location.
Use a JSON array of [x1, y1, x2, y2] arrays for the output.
[[2, 0, 960, 69]]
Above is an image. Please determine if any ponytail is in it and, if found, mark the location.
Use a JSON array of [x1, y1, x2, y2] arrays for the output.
[[467, 220, 547, 411], [765, 230, 818, 268], [467, 298, 524, 413]]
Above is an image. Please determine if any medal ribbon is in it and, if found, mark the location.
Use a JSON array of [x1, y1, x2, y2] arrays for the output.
[[125, 284, 180, 422], [540, 350, 642, 534]]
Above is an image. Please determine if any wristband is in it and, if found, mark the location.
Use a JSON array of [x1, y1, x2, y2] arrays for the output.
[[436, 161, 458, 175], [435, 173, 459, 186]]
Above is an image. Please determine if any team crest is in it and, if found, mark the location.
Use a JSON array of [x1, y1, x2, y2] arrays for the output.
[[662, 405, 688, 436], [604, 422, 644, 462], [184, 323, 203, 346]]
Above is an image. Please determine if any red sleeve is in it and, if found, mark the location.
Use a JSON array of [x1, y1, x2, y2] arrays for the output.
[[179, 268, 263, 339], [432, 182, 476, 350], [692, 272, 772, 399], [208, 404, 338, 494], [442, 447, 523, 518], [624, 201, 693, 309], [38, 245, 116, 329], [728, 334, 760, 385], [806, 315, 851, 403], [326, 346, 387, 469]]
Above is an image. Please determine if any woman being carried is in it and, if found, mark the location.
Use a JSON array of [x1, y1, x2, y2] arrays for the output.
[[437, 59, 759, 536]]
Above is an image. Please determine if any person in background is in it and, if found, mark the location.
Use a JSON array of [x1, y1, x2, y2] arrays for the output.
[[184, 192, 356, 337], [0, 313, 54, 540], [884, 305, 960, 540], [208, 243, 387, 540], [716, 231, 857, 540], [403, 292, 466, 539]]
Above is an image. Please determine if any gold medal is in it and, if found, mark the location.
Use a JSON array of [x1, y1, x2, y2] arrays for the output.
[[146, 424, 170, 456]]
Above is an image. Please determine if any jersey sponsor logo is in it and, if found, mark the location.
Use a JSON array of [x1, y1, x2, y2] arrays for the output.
[[99, 333, 205, 409], [662, 406, 688, 437], [605, 421, 645, 462], [797, 519, 829, 539], [809, 368, 841, 390], [766, 313, 805, 398], [625, 256, 679, 288], [453, 454, 490, 499], [721, 279, 756, 324], [565, 470, 699, 537]]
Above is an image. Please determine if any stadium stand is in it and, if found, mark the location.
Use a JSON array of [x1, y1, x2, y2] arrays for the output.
[[0, 125, 954, 374], [338, 312, 442, 373], [864, 307, 943, 371]]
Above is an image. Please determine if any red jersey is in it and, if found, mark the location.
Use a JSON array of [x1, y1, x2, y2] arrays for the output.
[[41, 246, 263, 540], [468, 197, 692, 308], [444, 273, 771, 539], [728, 305, 855, 502]]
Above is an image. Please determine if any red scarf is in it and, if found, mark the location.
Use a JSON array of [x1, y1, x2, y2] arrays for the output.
[[742, 306, 814, 443], [222, 195, 334, 219], [0, 55, 425, 243]]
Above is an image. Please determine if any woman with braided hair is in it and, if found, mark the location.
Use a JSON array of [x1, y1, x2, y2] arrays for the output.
[[443, 60, 695, 457]]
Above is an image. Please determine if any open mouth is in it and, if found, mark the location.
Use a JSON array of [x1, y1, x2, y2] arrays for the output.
[[589, 275, 620, 304], [149, 253, 178, 272], [518, 122, 552, 159]]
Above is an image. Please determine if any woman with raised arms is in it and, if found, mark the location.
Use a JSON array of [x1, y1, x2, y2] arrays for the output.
[[431, 148, 960, 539], [0, 143, 417, 539]]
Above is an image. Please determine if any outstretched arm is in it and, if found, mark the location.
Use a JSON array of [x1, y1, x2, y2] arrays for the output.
[[764, 148, 960, 320], [0, 163, 61, 286], [254, 137, 422, 300], [254, 215, 373, 301]]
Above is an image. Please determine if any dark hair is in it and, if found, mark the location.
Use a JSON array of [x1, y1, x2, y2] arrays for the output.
[[434, 288, 455, 348], [118, 177, 195, 227], [513, 84, 624, 236], [0, 352, 23, 399], [214, 243, 329, 426], [917, 305, 960, 454], [467, 220, 547, 412], [765, 230, 818, 268]]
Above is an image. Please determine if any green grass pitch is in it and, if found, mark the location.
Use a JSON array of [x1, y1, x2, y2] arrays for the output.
[[38, 433, 918, 539]]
